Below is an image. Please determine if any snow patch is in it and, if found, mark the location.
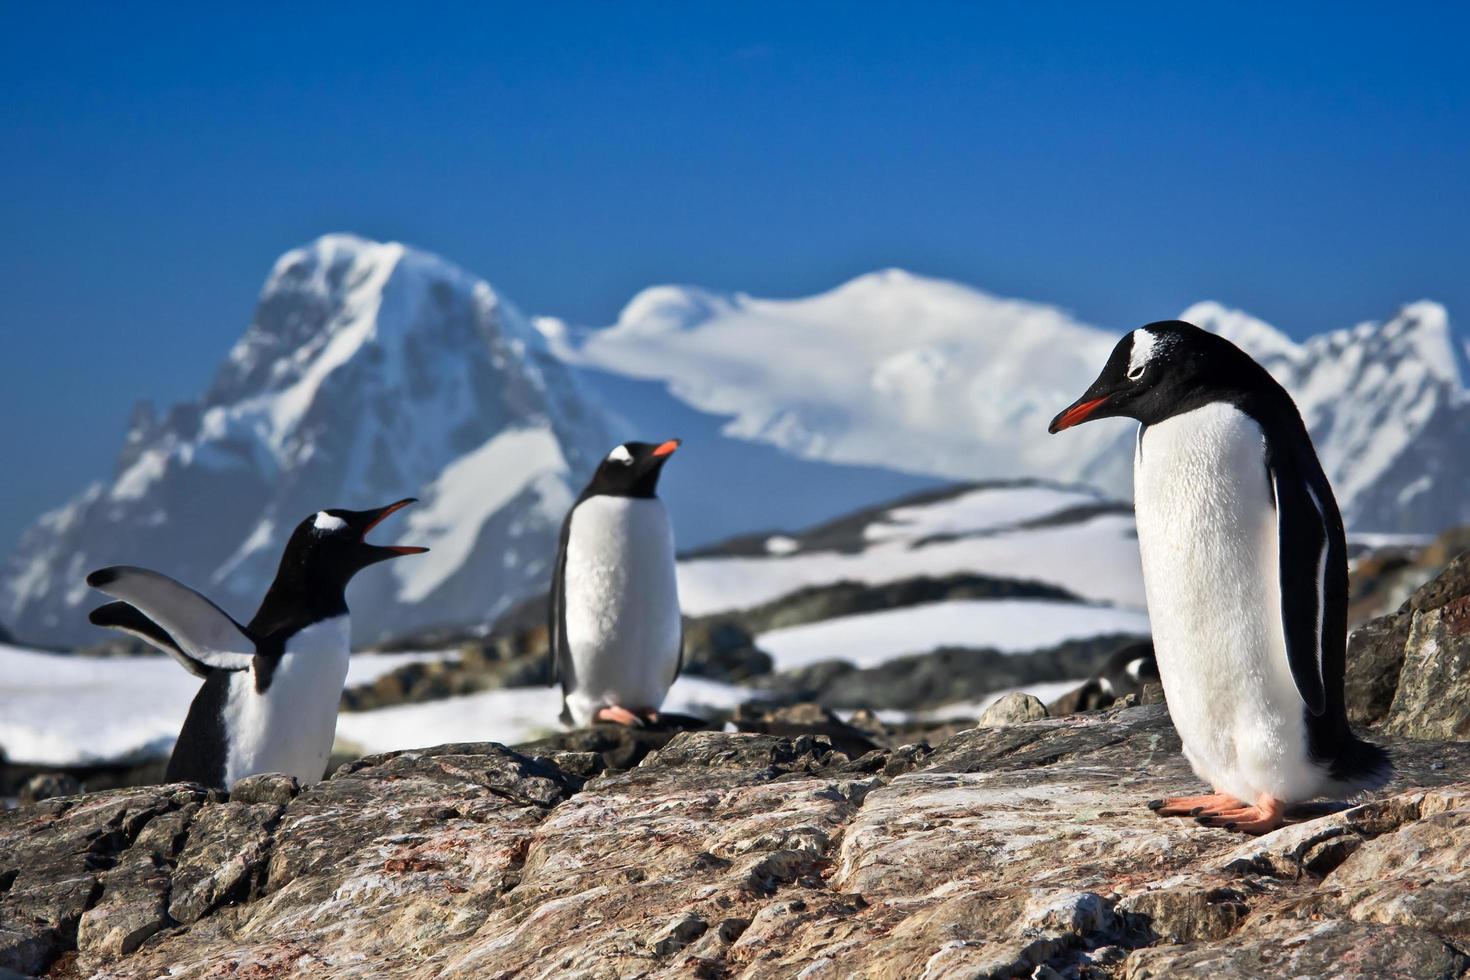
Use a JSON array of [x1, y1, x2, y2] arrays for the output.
[[392, 426, 573, 603], [0, 643, 454, 766], [755, 600, 1149, 672]]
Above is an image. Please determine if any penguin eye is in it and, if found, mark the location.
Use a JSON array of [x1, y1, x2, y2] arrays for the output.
[[1127, 365, 1146, 382]]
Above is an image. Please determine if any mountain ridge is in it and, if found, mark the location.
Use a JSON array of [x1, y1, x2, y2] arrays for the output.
[[4, 233, 1465, 646]]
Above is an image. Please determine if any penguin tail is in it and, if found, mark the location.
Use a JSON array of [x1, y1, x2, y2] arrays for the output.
[[1330, 733, 1394, 794]]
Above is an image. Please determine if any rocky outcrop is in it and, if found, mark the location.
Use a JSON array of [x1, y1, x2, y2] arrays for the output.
[[1348, 549, 1470, 735], [755, 633, 1147, 714], [5, 707, 1470, 978]]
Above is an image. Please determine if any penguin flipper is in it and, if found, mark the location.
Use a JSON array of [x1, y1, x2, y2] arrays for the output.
[[548, 511, 573, 695], [88, 601, 224, 678], [86, 566, 256, 672], [1268, 460, 1339, 717]]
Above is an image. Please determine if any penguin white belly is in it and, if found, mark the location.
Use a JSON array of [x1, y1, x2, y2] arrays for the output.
[[563, 497, 681, 726], [223, 616, 350, 786], [1135, 403, 1323, 803]]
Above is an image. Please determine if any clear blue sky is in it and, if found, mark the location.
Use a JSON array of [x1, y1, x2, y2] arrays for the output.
[[2, 3, 1468, 556]]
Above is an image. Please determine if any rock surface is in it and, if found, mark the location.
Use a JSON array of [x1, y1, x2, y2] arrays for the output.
[[1349, 549, 1470, 735], [978, 691, 1048, 726], [4, 707, 1470, 978]]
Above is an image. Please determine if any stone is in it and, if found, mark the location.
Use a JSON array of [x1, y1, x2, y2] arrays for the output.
[[167, 802, 281, 925], [649, 912, 708, 956], [6, 712, 1470, 978], [1345, 610, 1411, 726], [1124, 918, 1466, 978], [1347, 547, 1470, 728], [978, 692, 1048, 727], [18, 773, 82, 805], [228, 773, 300, 806], [1118, 885, 1248, 943], [731, 702, 882, 758], [76, 806, 194, 963], [0, 785, 205, 974], [1382, 596, 1470, 740]]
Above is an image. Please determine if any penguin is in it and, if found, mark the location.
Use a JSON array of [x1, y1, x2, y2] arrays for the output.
[[1072, 640, 1159, 711], [85, 500, 427, 789], [550, 440, 682, 727], [1049, 321, 1390, 833]]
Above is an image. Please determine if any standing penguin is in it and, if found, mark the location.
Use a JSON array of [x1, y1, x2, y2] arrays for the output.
[[86, 500, 426, 788], [1049, 321, 1390, 833], [551, 440, 682, 727]]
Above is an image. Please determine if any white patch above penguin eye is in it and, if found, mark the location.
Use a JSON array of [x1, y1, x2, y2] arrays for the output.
[[1127, 329, 1157, 379], [313, 512, 348, 533], [607, 445, 634, 466]]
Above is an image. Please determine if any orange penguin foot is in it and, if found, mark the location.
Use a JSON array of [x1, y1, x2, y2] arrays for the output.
[[1193, 794, 1288, 834], [593, 705, 645, 727], [1146, 791, 1245, 818]]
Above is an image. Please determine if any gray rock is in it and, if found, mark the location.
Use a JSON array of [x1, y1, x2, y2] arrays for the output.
[[978, 692, 1048, 727], [1124, 918, 1467, 978], [759, 632, 1148, 713], [228, 773, 300, 806], [76, 806, 194, 962], [732, 702, 882, 758], [1347, 547, 1470, 727], [1383, 595, 1470, 740], [649, 912, 708, 957], [19, 773, 81, 804], [167, 802, 281, 925], [7, 714, 1470, 977], [0, 785, 205, 974]]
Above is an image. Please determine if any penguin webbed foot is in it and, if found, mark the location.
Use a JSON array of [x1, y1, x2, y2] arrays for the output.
[[1192, 795, 1287, 835], [593, 705, 647, 728], [1147, 791, 1244, 818]]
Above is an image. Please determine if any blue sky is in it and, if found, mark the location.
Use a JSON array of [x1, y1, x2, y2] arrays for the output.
[[2, 3, 1468, 555]]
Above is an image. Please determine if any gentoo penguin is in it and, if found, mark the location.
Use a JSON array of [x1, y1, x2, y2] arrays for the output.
[[86, 500, 426, 788], [1049, 321, 1390, 833], [1072, 640, 1159, 711], [551, 440, 682, 727]]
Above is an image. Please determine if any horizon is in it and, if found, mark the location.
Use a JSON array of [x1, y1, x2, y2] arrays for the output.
[[3, 3, 1468, 558]]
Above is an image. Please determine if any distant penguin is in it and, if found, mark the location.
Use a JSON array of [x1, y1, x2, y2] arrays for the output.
[[86, 500, 427, 788], [551, 440, 682, 727], [1050, 321, 1390, 833], [1074, 640, 1159, 710]]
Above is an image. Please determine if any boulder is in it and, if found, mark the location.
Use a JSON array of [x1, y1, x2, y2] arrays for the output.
[[978, 692, 1048, 726], [1382, 593, 1470, 740], [1348, 548, 1470, 728]]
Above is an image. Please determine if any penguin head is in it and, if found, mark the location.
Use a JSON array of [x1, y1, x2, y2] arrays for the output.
[[584, 440, 680, 498], [1048, 320, 1256, 432], [278, 499, 429, 590]]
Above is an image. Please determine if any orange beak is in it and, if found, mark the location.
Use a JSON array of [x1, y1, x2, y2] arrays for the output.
[[652, 439, 681, 457], [1048, 397, 1110, 434]]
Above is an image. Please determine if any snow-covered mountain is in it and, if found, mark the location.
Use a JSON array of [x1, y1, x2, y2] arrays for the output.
[[5, 234, 1465, 647], [1185, 300, 1470, 532], [556, 274, 1470, 534], [1, 235, 613, 646]]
